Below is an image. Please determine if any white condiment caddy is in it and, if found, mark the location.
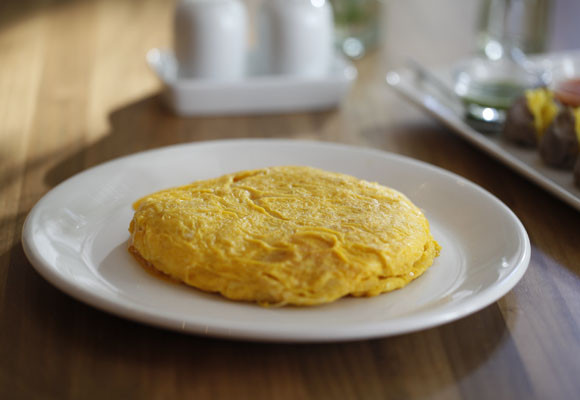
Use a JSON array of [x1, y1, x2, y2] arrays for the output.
[[174, 0, 248, 80], [149, 0, 357, 116], [257, 0, 334, 77]]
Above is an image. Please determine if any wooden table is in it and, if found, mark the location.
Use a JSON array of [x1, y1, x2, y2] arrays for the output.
[[1, 0, 579, 398]]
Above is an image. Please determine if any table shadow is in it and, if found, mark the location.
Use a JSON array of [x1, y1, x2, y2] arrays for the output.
[[44, 93, 334, 188], [0, 0, 97, 34], [2, 231, 532, 399]]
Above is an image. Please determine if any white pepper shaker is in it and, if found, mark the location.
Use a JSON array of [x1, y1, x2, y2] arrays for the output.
[[259, 0, 334, 77], [174, 0, 247, 80]]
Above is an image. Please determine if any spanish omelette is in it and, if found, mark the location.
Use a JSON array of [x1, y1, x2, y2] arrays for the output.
[[128, 166, 440, 306]]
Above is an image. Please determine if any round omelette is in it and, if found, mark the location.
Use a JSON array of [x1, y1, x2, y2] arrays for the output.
[[129, 166, 440, 306]]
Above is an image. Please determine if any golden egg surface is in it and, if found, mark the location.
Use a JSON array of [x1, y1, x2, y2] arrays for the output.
[[129, 166, 440, 306]]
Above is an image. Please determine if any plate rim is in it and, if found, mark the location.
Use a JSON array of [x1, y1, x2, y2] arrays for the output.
[[22, 139, 531, 342]]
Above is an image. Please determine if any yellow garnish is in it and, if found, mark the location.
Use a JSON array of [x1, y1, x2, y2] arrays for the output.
[[525, 88, 558, 139]]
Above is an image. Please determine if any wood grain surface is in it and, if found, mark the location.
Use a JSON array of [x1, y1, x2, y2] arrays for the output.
[[1, 0, 579, 399]]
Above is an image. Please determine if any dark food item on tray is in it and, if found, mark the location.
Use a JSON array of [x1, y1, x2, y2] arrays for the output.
[[503, 96, 538, 146], [503, 88, 558, 147], [502, 85, 580, 186], [539, 108, 579, 169], [574, 157, 580, 188]]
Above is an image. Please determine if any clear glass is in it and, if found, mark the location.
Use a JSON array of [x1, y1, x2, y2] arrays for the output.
[[453, 56, 543, 125], [330, 0, 382, 59], [477, 0, 553, 58], [455, 0, 552, 127]]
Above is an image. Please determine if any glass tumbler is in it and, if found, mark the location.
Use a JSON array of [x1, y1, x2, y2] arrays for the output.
[[477, 0, 553, 58], [330, 0, 383, 59]]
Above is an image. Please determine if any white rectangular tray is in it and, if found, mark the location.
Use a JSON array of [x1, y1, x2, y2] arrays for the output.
[[147, 48, 357, 116], [387, 51, 580, 212]]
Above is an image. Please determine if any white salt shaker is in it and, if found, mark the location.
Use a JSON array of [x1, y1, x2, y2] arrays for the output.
[[174, 0, 247, 80], [259, 0, 334, 77]]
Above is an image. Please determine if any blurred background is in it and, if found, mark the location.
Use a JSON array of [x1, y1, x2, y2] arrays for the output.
[[1, 0, 578, 181], [2, 0, 578, 103], [0, 0, 578, 175]]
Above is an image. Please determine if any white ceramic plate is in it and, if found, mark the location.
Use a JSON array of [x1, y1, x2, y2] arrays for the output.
[[386, 51, 580, 212], [22, 139, 530, 342], [147, 49, 357, 116]]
